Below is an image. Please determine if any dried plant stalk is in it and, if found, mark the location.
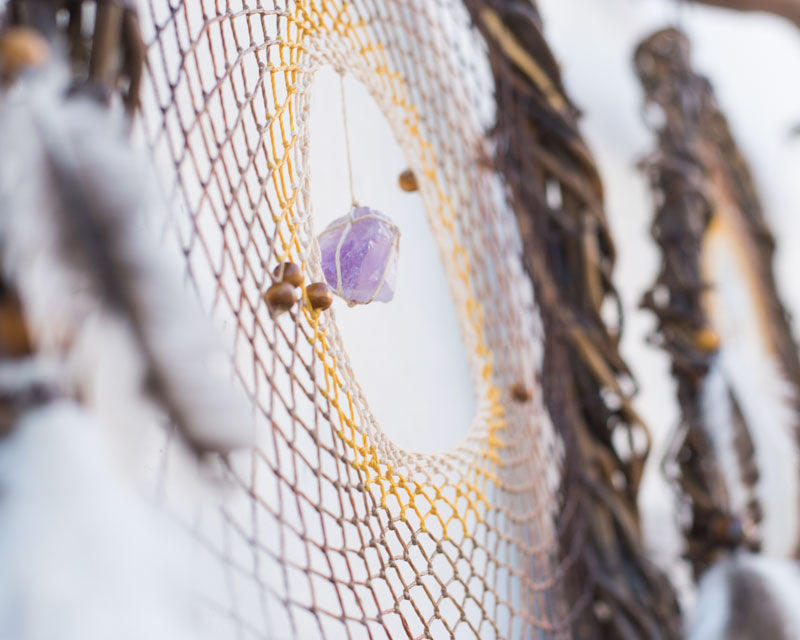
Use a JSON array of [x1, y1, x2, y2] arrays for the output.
[[636, 28, 800, 575], [690, 0, 800, 29], [6, 0, 143, 113], [463, 2, 682, 637]]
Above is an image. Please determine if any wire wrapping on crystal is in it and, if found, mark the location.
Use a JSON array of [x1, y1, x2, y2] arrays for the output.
[[318, 207, 400, 305]]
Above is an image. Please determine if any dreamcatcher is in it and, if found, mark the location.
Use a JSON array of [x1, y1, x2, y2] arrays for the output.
[[2, 0, 800, 639], [637, 27, 800, 576]]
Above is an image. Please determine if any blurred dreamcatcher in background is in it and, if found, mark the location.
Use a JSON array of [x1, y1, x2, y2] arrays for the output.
[[1, 0, 800, 638]]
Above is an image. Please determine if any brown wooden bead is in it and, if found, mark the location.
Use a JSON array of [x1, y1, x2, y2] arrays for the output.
[[264, 282, 297, 316], [272, 261, 304, 288], [398, 168, 418, 192], [510, 382, 533, 403], [694, 327, 720, 353], [306, 282, 333, 311], [0, 27, 50, 80], [708, 513, 745, 546], [0, 295, 32, 357]]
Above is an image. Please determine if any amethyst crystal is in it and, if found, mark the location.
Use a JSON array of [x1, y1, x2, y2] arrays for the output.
[[317, 206, 400, 305]]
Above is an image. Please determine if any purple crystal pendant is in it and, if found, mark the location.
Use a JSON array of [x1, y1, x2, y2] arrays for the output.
[[317, 206, 400, 305]]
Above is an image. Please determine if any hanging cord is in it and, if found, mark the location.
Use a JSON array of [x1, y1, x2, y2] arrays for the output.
[[339, 71, 358, 208]]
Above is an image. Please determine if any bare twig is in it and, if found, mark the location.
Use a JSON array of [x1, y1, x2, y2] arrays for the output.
[[635, 27, 798, 574], [88, 2, 124, 85], [461, 1, 683, 636], [690, 0, 800, 29]]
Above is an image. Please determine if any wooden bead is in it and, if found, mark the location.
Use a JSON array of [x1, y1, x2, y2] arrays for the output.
[[307, 282, 333, 311], [398, 168, 418, 192], [264, 282, 297, 316], [272, 261, 304, 288], [0, 27, 50, 80], [694, 327, 720, 353], [708, 513, 744, 546], [0, 296, 32, 357], [510, 382, 533, 403]]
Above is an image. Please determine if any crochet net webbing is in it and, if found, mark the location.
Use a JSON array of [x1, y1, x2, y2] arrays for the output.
[[138, 1, 569, 638]]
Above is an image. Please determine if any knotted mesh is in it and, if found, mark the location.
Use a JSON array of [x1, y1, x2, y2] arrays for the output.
[[138, 1, 570, 637]]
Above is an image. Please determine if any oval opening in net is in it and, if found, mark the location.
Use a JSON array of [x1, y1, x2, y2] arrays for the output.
[[308, 67, 476, 455]]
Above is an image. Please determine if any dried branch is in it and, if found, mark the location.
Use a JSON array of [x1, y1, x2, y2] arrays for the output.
[[462, 1, 683, 637], [636, 27, 800, 573], [7, 1, 145, 114], [690, 0, 800, 29]]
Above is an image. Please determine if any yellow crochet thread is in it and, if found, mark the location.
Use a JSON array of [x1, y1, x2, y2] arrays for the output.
[[269, 0, 506, 534]]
